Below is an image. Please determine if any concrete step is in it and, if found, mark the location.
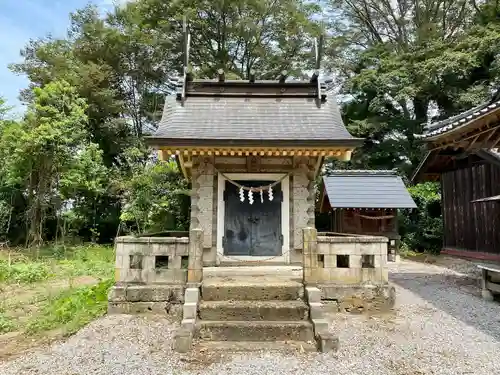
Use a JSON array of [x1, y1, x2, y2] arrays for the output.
[[196, 320, 315, 342], [202, 278, 303, 301], [194, 340, 317, 353], [198, 300, 309, 321]]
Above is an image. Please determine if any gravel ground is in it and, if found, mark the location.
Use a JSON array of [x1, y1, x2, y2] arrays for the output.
[[1, 258, 500, 375]]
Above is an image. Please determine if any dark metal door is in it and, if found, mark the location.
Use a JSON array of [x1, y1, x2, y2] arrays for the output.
[[223, 180, 282, 256]]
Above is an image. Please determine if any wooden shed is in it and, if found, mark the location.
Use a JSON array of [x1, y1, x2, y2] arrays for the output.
[[317, 170, 416, 260], [412, 92, 500, 261]]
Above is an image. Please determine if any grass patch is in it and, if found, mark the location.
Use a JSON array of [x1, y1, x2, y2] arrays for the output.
[[0, 244, 114, 284], [25, 278, 114, 335], [0, 243, 115, 357], [0, 312, 16, 334], [0, 261, 50, 284]]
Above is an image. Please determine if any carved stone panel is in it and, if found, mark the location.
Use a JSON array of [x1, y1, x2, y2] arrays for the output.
[[293, 169, 311, 250], [191, 158, 214, 249]]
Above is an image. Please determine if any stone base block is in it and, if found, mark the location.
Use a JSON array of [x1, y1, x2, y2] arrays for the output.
[[173, 328, 193, 353], [318, 283, 396, 313], [481, 289, 495, 301], [316, 332, 339, 353], [108, 301, 182, 319], [108, 285, 185, 303]]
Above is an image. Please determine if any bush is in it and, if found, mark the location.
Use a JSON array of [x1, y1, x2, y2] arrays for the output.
[[399, 182, 443, 254], [0, 261, 50, 284]]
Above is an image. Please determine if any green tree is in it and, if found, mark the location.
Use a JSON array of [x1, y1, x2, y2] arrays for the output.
[[119, 153, 190, 235], [322, 0, 500, 174], [1, 81, 106, 245], [6, 0, 322, 243], [399, 182, 443, 253]]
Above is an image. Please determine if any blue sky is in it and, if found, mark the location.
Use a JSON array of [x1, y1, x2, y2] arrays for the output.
[[0, 0, 122, 113]]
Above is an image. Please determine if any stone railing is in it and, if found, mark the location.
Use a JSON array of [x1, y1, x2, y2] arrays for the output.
[[303, 228, 395, 312], [108, 229, 203, 316]]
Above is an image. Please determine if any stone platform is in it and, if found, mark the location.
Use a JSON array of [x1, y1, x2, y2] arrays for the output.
[[107, 228, 396, 354]]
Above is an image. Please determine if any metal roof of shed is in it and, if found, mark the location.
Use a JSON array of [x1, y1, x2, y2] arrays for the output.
[[323, 170, 417, 209]]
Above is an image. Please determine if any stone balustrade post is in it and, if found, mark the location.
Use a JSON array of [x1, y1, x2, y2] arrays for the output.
[[188, 228, 203, 284], [303, 227, 319, 285]]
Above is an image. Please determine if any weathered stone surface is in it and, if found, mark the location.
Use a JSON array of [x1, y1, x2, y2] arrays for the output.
[[305, 229, 390, 286], [108, 286, 127, 302], [107, 301, 182, 319], [181, 318, 196, 331], [194, 340, 317, 353], [293, 171, 311, 250], [186, 229, 204, 283], [202, 281, 303, 301], [184, 287, 200, 304], [183, 302, 197, 320], [198, 300, 308, 321], [309, 302, 323, 319], [319, 284, 396, 312], [196, 321, 314, 342], [173, 328, 193, 353], [316, 332, 339, 353], [114, 236, 192, 284], [302, 228, 318, 285], [305, 286, 321, 303], [481, 289, 495, 301], [190, 160, 214, 249], [123, 285, 184, 302], [311, 318, 329, 335], [151, 269, 187, 284]]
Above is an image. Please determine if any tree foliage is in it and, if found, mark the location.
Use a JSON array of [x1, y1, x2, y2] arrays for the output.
[[1, 0, 323, 245], [120, 156, 190, 234], [323, 0, 500, 173], [0, 81, 106, 245], [399, 182, 443, 253]]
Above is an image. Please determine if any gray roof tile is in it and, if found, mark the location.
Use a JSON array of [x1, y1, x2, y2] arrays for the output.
[[152, 94, 355, 141], [417, 98, 500, 140], [323, 170, 416, 209]]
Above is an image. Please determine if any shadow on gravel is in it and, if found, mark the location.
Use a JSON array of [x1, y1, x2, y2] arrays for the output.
[[390, 272, 500, 341]]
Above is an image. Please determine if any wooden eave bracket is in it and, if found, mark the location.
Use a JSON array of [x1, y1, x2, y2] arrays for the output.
[[158, 147, 354, 160]]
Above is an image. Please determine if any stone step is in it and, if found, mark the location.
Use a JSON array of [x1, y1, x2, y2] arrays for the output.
[[204, 266, 303, 281], [196, 320, 315, 342], [198, 300, 309, 321], [194, 340, 317, 353], [202, 278, 303, 301]]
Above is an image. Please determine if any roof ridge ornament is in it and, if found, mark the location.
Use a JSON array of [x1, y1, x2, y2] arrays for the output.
[[312, 33, 325, 108]]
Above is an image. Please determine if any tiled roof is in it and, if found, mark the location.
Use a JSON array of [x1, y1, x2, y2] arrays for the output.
[[149, 79, 358, 143], [153, 95, 353, 141], [417, 98, 500, 140], [323, 170, 417, 209]]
